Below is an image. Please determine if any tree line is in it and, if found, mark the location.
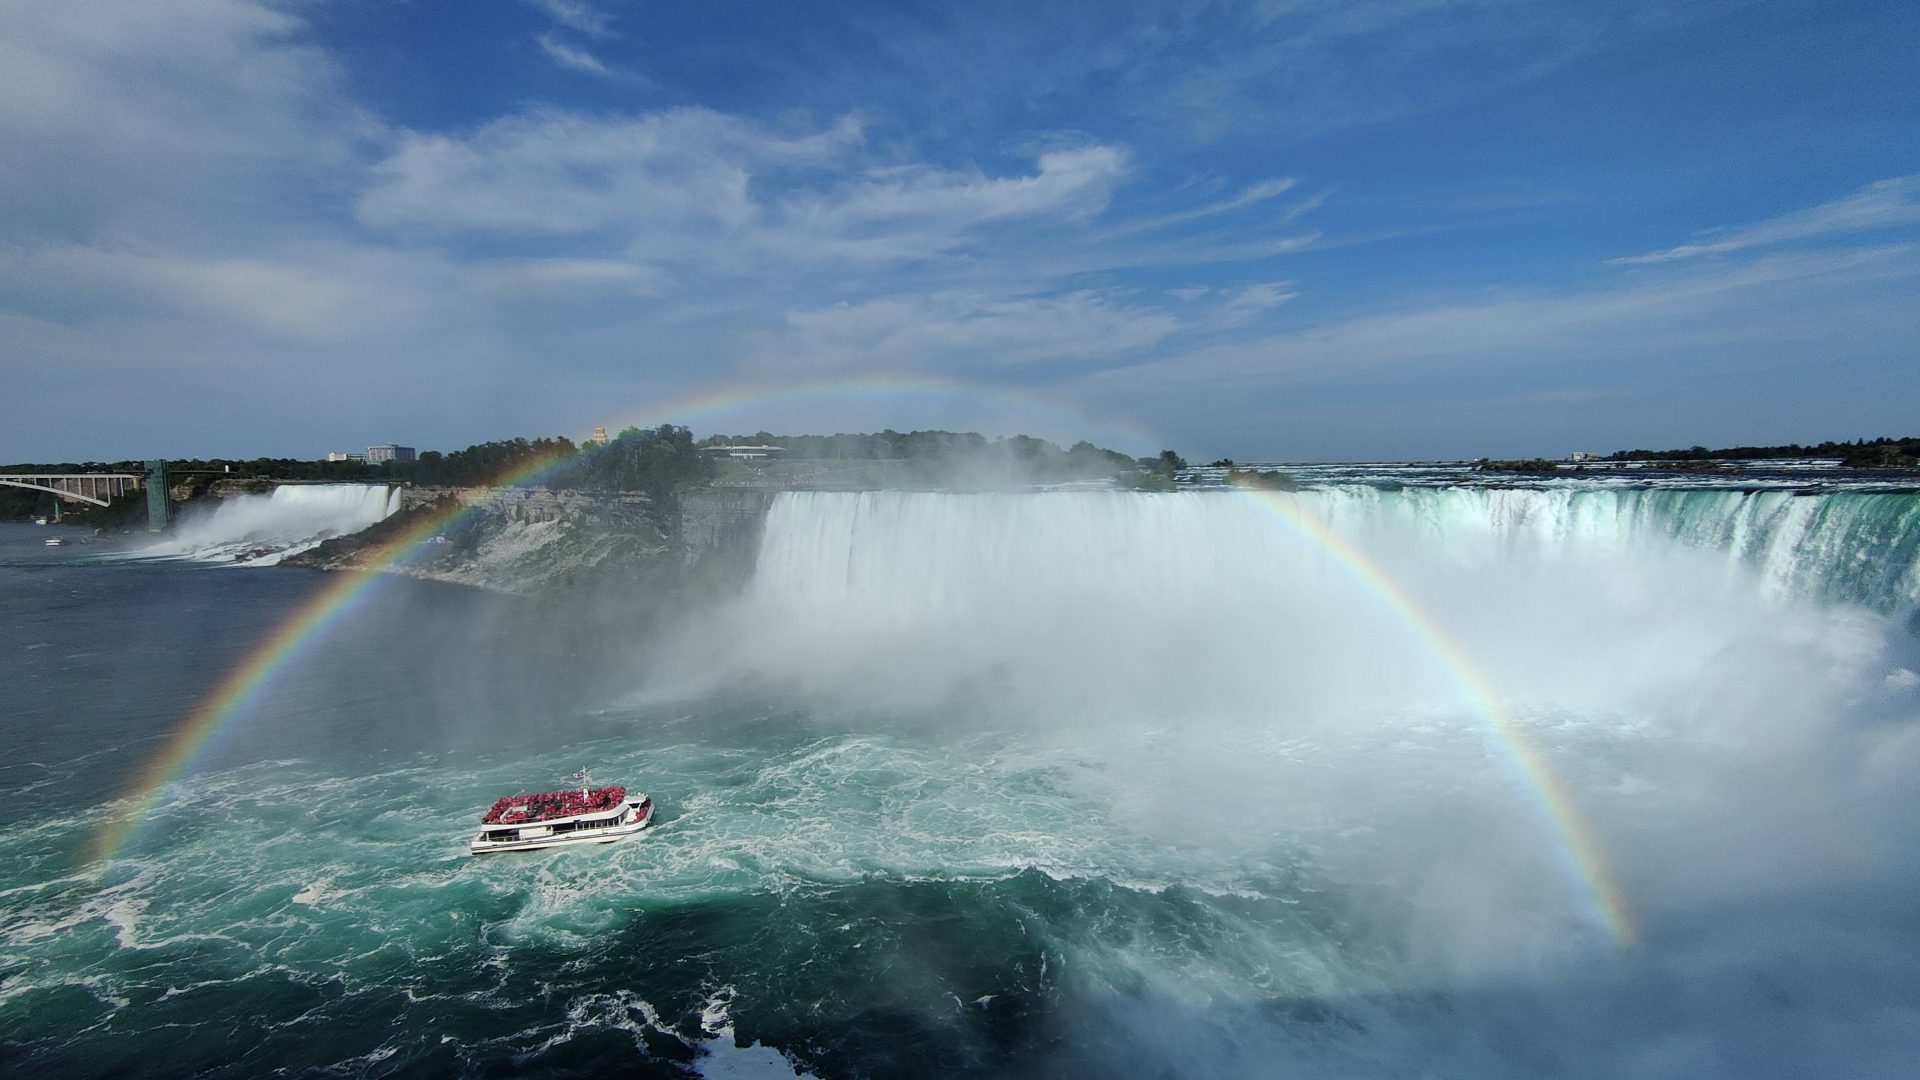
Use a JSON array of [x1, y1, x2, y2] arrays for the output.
[[3, 426, 1183, 521], [1607, 436, 1920, 467], [701, 429, 1154, 482]]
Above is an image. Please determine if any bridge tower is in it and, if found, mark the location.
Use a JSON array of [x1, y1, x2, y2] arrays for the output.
[[144, 460, 169, 531]]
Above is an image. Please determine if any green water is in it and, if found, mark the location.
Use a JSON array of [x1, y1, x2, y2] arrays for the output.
[[6, 485, 1920, 1078]]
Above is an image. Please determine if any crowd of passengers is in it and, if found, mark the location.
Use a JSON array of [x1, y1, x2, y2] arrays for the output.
[[482, 786, 628, 825]]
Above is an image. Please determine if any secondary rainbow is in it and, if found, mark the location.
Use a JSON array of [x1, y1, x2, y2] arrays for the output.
[[1225, 475, 1638, 946]]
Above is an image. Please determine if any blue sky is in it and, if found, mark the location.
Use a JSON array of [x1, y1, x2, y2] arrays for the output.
[[3, 0, 1916, 461]]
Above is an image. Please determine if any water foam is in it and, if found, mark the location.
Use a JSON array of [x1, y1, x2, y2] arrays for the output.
[[139, 483, 401, 565], [13, 485, 1920, 1076]]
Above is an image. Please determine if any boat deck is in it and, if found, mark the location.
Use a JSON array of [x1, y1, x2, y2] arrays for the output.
[[481, 785, 627, 825]]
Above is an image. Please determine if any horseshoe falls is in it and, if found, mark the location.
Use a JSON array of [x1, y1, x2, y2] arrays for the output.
[[5, 476, 1920, 1078]]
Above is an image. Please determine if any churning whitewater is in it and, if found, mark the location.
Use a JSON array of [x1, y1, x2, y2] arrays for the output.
[[4, 479, 1920, 1077], [138, 483, 402, 565]]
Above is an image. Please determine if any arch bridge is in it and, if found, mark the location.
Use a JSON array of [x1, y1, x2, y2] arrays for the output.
[[0, 473, 144, 507]]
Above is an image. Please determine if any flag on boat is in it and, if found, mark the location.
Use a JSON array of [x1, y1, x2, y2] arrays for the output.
[[572, 769, 588, 781]]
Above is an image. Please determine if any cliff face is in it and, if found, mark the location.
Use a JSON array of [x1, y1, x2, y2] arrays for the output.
[[289, 486, 773, 597], [677, 489, 773, 565], [398, 486, 658, 528]]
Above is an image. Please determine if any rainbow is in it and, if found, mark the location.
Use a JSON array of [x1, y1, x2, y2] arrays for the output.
[[92, 375, 1150, 861], [94, 400, 1636, 948], [89, 443, 580, 862], [1224, 475, 1638, 946]]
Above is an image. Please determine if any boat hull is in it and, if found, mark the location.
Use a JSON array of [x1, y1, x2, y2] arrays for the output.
[[469, 797, 653, 854]]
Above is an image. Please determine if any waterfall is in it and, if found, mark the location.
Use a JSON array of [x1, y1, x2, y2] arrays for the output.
[[142, 483, 402, 565], [1301, 485, 1920, 612], [683, 487, 1920, 718], [751, 486, 1920, 616]]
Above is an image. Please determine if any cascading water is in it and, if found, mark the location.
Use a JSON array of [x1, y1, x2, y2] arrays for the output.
[[641, 486, 1920, 1075], [8, 482, 1920, 1077], [1304, 485, 1920, 611], [695, 487, 1920, 717], [140, 483, 402, 565]]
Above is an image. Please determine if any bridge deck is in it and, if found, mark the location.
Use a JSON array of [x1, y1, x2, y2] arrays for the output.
[[0, 473, 144, 507]]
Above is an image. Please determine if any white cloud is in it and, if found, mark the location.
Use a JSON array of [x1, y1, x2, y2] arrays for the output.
[[538, 32, 612, 76], [0, 242, 447, 345], [357, 107, 860, 240], [470, 257, 661, 296], [1093, 243, 1920, 393], [357, 109, 1131, 268], [1208, 176, 1300, 214], [524, 0, 615, 38], [1101, 177, 1329, 244], [0, 0, 371, 240], [1612, 176, 1920, 264], [748, 290, 1179, 377], [1222, 280, 1299, 316], [762, 146, 1128, 263], [792, 146, 1127, 231]]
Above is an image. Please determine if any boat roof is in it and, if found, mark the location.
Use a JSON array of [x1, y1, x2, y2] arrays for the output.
[[481, 785, 629, 825]]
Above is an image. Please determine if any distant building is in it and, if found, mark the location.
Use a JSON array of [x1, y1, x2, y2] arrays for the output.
[[699, 444, 787, 460], [585, 426, 610, 447], [1568, 451, 1597, 462], [366, 444, 416, 464], [325, 451, 352, 462]]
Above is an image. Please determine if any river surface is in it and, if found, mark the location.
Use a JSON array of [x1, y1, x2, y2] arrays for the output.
[[5, 472, 1920, 1077]]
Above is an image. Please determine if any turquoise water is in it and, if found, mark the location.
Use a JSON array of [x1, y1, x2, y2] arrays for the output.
[[6, 484, 1920, 1077]]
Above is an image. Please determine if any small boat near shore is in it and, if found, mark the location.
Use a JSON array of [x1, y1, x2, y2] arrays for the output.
[[44, 536, 63, 547], [470, 779, 653, 854]]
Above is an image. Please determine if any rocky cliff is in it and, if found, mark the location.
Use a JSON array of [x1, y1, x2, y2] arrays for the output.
[[287, 485, 773, 598]]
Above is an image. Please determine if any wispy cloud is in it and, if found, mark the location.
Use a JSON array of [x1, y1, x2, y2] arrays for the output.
[[1611, 176, 1920, 264], [1221, 280, 1299, 316], [1096, 243, 1920, 394], [7, 0, 1912, 463], [357, 108, 861, 241], [744, 290, 1180, 378], [810, 147, 1127, 228], [537, 31, 612, 76], [1073, 182, 1329, 278], [524, 0, 634, 79], [357, 109, 1133, 269], [1172, 176, 1296, 222], [524, 0, 615, 39], [471, 257, 661, 296]]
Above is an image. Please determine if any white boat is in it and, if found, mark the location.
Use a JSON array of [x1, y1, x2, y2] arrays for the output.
[[44, 537, 63, 547], [470, 782, 653, 854]]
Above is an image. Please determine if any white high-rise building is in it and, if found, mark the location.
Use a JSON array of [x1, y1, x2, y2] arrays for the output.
[[366, 444, 416, 464]]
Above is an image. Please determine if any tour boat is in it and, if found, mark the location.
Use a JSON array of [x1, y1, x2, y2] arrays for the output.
[[469, 781, 653, 854], [44, 536, 63, 546]]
